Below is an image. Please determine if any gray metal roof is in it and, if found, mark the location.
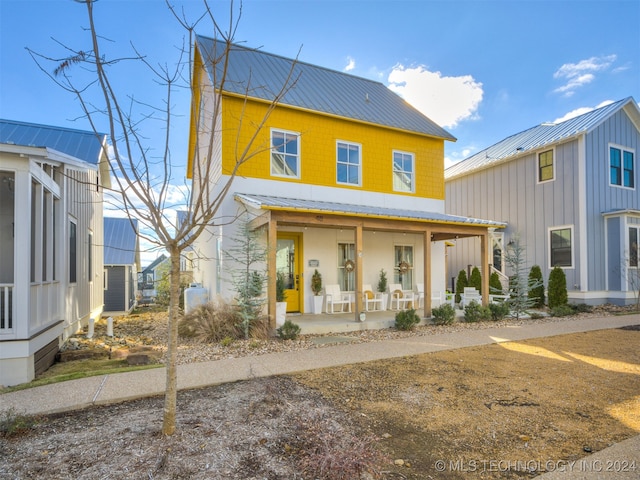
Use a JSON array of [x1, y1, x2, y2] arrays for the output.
[[104, 217, 139, 266], [195, 36, 455, 141], [445, 97, 640, 180], [0, 119, 105, 165], [235, 193, 505, 228]]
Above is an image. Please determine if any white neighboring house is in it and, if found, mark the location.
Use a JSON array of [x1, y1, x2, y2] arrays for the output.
[[0, 119, 109, 386]]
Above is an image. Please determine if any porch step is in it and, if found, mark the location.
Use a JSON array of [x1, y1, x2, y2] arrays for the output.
[[297, 313, 396, 335]]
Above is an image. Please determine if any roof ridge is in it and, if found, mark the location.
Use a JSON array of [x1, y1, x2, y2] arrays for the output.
[[195, 35, 385, 88]]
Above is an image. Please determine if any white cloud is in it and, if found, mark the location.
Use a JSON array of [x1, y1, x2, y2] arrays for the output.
[[344, 56, 355, 72], [553, 55, 617, 97], [387, 65, 483, 128], [552, 100, 614, 123]]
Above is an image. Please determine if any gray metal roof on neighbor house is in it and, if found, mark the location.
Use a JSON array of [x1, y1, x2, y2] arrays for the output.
[[0, 119, 105, 165], [235, 193, 505, 228], [195, 36, 456, 141], [104, 217, 139, 266], [445, 97, 640, 180]]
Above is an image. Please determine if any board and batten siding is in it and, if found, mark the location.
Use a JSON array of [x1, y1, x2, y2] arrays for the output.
[[585, 109, 640, 292], [63, 167, 104, 338], [445, 138, 582, 291]]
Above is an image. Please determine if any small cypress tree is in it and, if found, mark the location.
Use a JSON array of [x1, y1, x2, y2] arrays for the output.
[[469, 266, 482, 293], [528, 265, 545, 307], [547, 266, 568, 308], [455, 269, 468, 304], [489, 271, 503, 294]]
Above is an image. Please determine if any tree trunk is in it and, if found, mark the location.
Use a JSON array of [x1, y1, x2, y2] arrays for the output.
[[162, 247, 181, 435]]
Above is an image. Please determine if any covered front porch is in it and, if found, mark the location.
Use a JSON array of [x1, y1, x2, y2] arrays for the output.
[[235, 193, 506, 330]]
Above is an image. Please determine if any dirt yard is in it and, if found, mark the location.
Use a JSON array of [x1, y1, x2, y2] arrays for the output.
[[1, 317, 639, 479]]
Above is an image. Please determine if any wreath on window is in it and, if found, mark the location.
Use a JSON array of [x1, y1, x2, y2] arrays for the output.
[[398, 261, 410, 274], [344, 259, 355, 272]]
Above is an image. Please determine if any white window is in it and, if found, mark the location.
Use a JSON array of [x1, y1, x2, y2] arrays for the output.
[[538, 149, 555, 183], [610, 144, 635, 189], [549, 226, 573, 268], [336, 141, 361, 186], [630, 226, 639, 268], [393, 151, 414, 192], [271, 129, 300, 178]]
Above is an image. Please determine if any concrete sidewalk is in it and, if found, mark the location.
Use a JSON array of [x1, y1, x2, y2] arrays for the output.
[[1, 314, 639, 479]]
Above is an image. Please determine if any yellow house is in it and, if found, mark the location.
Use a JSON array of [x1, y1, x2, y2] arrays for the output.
[[187, 36, 504, 327]]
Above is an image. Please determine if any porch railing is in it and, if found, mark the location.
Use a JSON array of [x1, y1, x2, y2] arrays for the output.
[[29, 282, 60, 334], [489, 265, 510, 293], [0, 283, 13, 333]]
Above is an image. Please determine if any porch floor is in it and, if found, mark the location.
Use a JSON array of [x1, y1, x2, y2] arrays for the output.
[[286, 307, 464, 335]]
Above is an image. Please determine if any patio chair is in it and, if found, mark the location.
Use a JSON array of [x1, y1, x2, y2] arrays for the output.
[[362, 284, 384, 311], [460, 287, 481, 308], [324, 284, 352, 314], [389, 283, 415, 310]]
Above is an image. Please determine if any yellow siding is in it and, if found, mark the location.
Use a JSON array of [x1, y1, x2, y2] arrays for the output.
[[221, 95, 445, 200]]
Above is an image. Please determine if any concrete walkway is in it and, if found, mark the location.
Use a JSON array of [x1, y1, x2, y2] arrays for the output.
[[1, 314, 639, 478]]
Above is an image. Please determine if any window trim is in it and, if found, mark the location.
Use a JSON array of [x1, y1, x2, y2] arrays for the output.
[[548, 225, 574, 269], [609, 143, 635, 190], [270, 128, 301, 179], [537, 148, 555, 184], [336, 140, 362, 187], [392, 150, 415, 193]]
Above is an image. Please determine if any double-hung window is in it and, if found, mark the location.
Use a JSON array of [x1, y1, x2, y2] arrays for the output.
[[393, 151, 414, 192], [336, 141, 361, 186], [630, 226, 639, 268], [610, 145, 635, 188], [271, 129, 300, 178], [549, 226, 573, 268], [538, 149, 554, 182]]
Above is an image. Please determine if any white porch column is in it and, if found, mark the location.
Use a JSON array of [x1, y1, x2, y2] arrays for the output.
[[13, 170, 30, 339]]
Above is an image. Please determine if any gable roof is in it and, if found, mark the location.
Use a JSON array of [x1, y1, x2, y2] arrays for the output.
[[142, 254, 168, 274], [445, 97, 640, 180], [195, 35, 455, 141], [0, 119, 106, 165], [104, 217, 139, 266]]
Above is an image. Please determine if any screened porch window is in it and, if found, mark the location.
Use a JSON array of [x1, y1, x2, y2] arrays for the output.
[[69, 219, 77, 283]]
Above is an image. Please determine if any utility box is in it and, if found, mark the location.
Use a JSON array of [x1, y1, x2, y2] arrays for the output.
[[184, 283, 208, 314]]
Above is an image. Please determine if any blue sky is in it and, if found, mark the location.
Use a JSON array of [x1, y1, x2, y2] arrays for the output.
[[1, 0, 639, 263]]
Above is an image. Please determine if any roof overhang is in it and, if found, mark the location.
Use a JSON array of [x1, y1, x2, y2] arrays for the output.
[[235, 193, 505, 240], [602, 209, 640, 218]]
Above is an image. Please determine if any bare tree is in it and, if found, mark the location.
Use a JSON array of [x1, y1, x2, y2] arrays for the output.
[[29, 0, 298, 435]]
